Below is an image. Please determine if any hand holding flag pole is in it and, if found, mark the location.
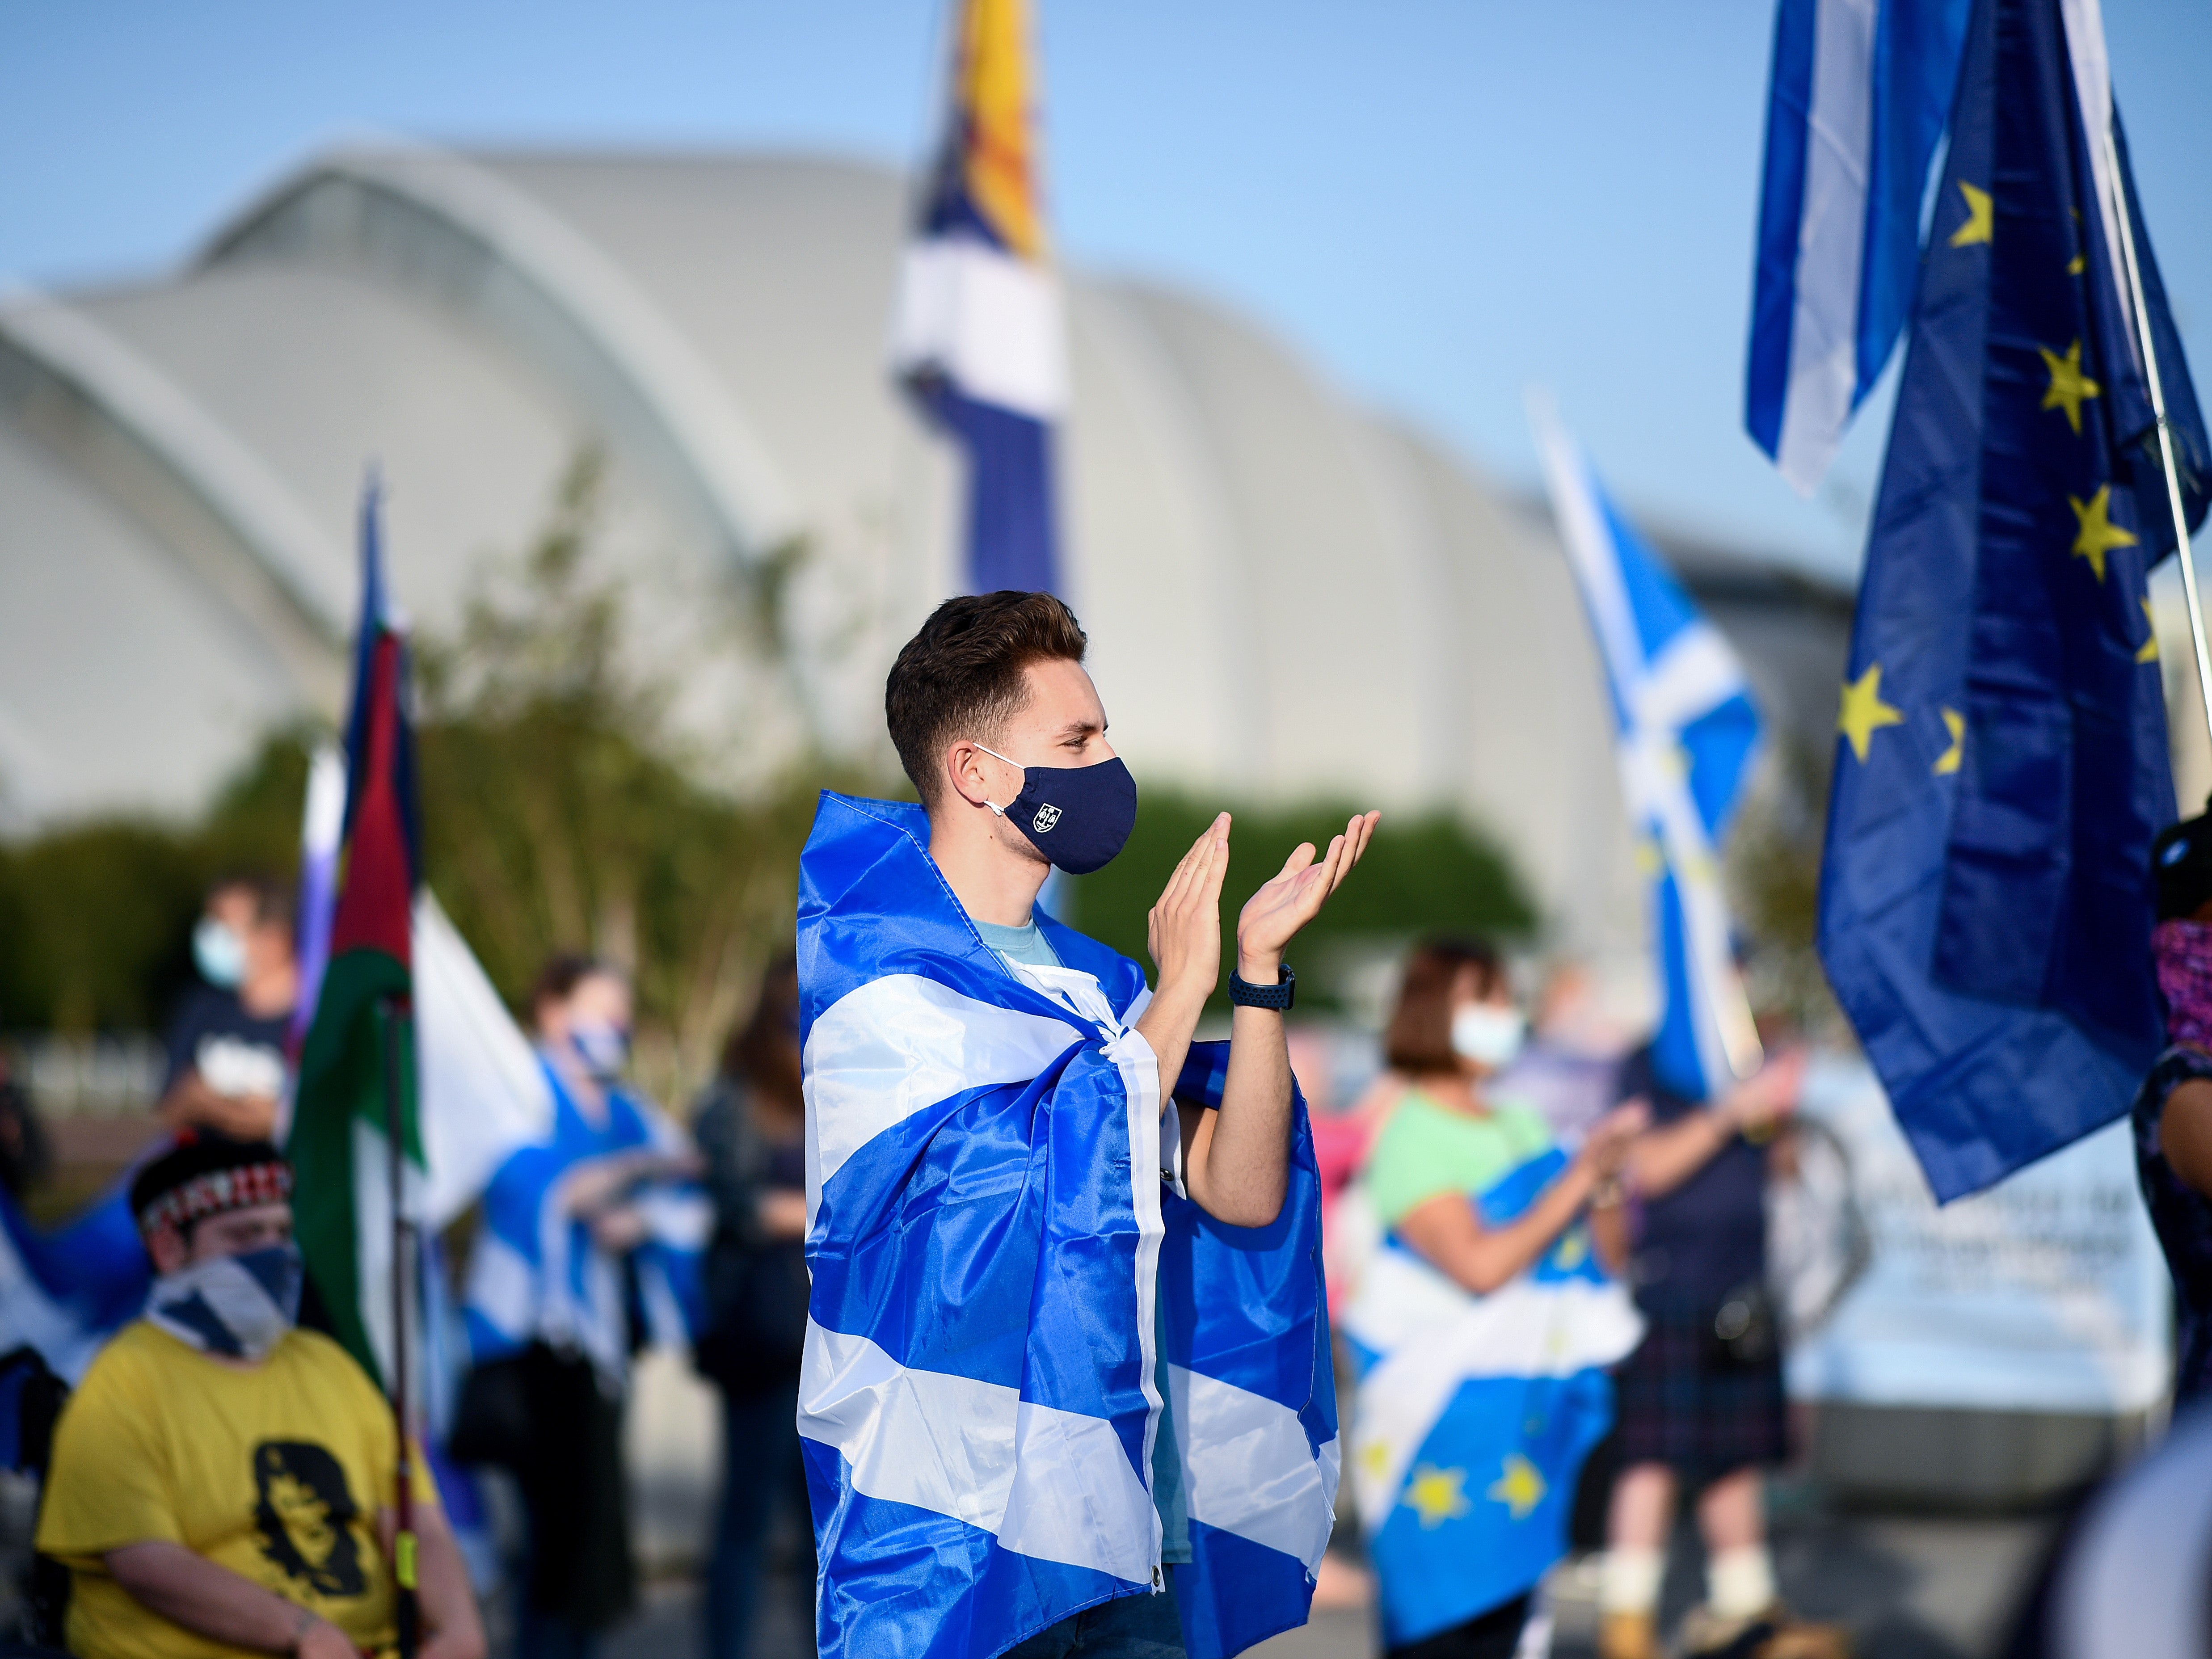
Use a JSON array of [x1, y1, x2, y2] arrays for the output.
[[2101, 123, 2212, 756]]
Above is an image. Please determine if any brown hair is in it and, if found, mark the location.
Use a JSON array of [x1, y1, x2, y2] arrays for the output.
[[1384, 936, 1505, 1076], [530, 952, 625, 1025], [720, 951, 803, 1116], [885, 591, 1089, 808]]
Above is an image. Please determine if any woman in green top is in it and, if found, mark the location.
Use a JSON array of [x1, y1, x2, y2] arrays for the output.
[[1368, 938, 1643, 1296], [1352, 937, 1645, 1659]]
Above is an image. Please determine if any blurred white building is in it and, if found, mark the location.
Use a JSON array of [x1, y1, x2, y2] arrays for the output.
[[0, 146, 1852, 968]]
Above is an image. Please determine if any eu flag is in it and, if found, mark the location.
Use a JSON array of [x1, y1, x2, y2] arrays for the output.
[[1818, 0, 2210, 1201]]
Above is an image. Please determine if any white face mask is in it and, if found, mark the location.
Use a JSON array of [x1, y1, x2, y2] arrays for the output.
[[1451, 1003, 1527, 1070], [194, 917, 247, 989]]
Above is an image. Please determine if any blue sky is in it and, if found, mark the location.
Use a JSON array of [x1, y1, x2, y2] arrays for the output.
[[4, 0, 2208, 577]]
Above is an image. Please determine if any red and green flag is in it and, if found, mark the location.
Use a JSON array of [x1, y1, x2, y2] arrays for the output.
[[291, 480, 425, 1391]]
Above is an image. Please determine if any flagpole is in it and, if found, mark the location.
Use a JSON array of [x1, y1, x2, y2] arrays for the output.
[[2102, 125, 2212, 760], [379, 993, 420, 1659]]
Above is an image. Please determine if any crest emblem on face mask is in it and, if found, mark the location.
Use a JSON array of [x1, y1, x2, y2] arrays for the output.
[[1032, 804, 1062, 834]]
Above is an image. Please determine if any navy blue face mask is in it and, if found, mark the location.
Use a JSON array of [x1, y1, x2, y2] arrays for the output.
[[973, 743, 1139, 875]]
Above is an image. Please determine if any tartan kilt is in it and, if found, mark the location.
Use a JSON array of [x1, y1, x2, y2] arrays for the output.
[[1612, 1301, 1788, 1482]]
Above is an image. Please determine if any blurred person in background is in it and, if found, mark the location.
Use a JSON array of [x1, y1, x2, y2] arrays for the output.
[[1597, 1032, 1829, 1659], [156, 876, 299, 1143], [455, 955, 698, 1659], [1494, 959, 1635, 1150], [1356, 937, 1645, 1659], [692, 953, 814, 1659], [2132, 808, 2212, 1405], [0, 1046, 52, 1198], [37, 1133, 485, 1659]]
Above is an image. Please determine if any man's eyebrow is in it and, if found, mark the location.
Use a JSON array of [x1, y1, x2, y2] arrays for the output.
[[1053, 718, 1102, 739]]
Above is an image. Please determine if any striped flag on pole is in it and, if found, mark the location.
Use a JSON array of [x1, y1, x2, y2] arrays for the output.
[[290, 477, 425, 1391], [1533, 397, 1765, 1101], [892, 0, 1066, 594], [1745, 0, 1971, 493]]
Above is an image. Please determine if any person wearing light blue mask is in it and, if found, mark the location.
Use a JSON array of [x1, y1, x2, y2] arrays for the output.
[[456, 955, 699, 1659], [36, 1133, 485, 1659], [1353, 936, 1647, 1659], [157, 875, 300, 1143]]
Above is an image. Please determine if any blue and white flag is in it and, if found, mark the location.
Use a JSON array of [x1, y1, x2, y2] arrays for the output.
[[1344, 1152, 1642, 1649], [892, 0, 1065, 594], [463, 1071, 708, 1380], [797, 794, 1336, 1659], [0, 1184, 149, 1383], [1745, 0, 1972, 493], [1534, 402, 1765, 1103]]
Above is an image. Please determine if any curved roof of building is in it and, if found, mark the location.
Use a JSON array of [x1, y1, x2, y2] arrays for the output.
[[0, 145, 1846, 964]]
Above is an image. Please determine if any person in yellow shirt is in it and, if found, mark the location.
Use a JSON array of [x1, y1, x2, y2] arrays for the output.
[[36, 1134, 485, 1659]]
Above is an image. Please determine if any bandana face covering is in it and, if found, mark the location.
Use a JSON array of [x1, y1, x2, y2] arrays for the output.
[[145, 1242, 303, 1362], [2154, 918, 2212, 1053]]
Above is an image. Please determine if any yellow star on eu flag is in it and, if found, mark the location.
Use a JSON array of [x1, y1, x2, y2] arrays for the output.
[[2069, 485, 2138, 581], [1487, 1454, 1547, 1521], [1838, 664, 1904, 763], [1948, 181, 1993, 248], [2139, 598, 2160, 664], [2039, 339, 2102, 434], [1403, 1464, 1473, 1530], [1933, 708, 1964, 776]]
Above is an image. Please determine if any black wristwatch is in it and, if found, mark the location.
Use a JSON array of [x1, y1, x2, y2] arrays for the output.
[[1228, 962, 1295, 1010]]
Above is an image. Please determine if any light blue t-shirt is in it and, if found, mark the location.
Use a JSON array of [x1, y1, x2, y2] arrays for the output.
[[973, 913, 1193, 1566]]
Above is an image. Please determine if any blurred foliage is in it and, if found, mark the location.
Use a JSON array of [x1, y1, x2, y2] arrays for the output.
[[0, 452, 861, 1103], [1061, 792, 1534, 1012], [1, 448, 1541, 1076], [1728, 733, 1846, 1040]]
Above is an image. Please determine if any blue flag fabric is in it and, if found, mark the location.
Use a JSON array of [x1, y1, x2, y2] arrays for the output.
[[797, 795, 1336, 1659], [891, 0, 1065, 594], [0, 1184, 149, 1383], [1818, 0, 2211, 1202], [462, 1068, 708, 1378], [1535, 409, 1764, 1102], [1343, 1153, 1642, 1648], [1746, 0, 1972, 492]]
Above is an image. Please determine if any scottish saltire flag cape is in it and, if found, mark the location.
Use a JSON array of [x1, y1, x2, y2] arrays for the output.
[[891, 0, 1065, 593], [1747, 0, 1972, 491], [462, 1065, 708, 1379], [1343, 1151, 1642, 1648], [291, 480, 426, 1389], [0, 1186, 148, 1383], [1819, 0, 2210, 1201], [797, 794, 1336, 1659], [1534, 405, 1765, 1101]]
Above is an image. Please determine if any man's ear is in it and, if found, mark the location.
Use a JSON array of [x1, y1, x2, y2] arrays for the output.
[[941, 740, 995, 810], [146, 1225, 188, 1275]]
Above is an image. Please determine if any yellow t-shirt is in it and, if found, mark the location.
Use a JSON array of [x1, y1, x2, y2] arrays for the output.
[[36, 1321, 433, 1659]]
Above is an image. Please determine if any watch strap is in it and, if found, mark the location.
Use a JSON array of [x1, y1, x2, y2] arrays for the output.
[[1228, 962, 1296, 1010]]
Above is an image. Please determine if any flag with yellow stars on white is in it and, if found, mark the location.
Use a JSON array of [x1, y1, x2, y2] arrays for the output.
[[1342, 1148, 1641, 1649], [1817, 0, 2209, 1203]]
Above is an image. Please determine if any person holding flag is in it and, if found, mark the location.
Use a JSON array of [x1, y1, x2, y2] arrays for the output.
[[1533, 408, 1839, 1656], [34, 1132, 485, 1659], [892, 0, 1065, 595], [800, 590, 1371, 1659], [1343, 938, 1646, 1659], [1814, 0, 2210, 1202]]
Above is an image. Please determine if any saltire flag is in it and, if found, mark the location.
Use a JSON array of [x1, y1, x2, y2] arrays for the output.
[[1534, 402, 1766, 1101], [0, 1186, 149, 1384], [291, 478, 426, 1388], [1747, 0, 1973, 493], [1342, 1153, 1643, 1650], [1817, 0, 2211, 1200], [891, 0, 1066, 594], [797, 795, 1336, 1659]]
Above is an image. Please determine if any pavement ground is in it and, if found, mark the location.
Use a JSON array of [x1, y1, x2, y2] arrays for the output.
[[602, 1503, 2060, 1659]]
